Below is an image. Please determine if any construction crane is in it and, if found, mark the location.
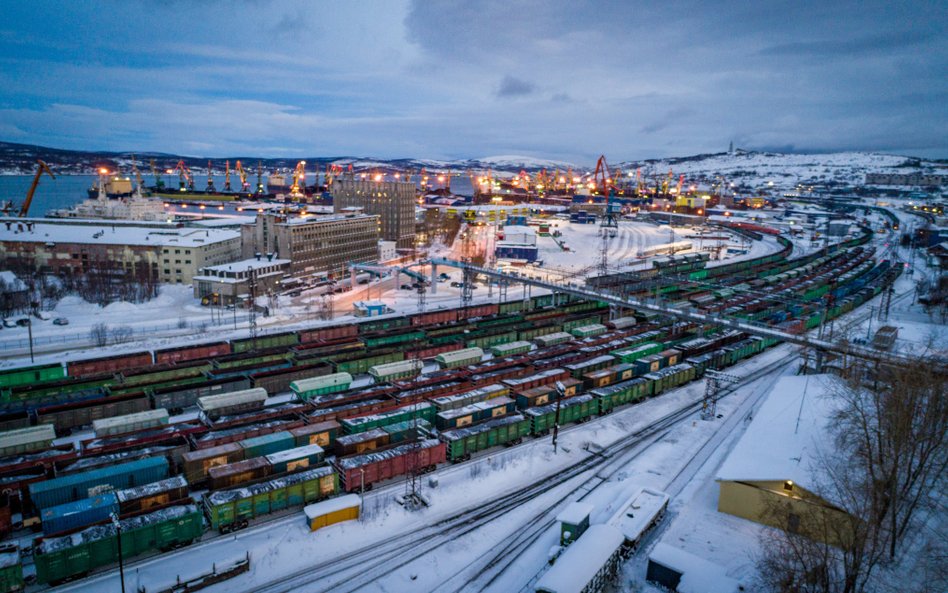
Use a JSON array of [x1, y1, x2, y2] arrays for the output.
[[149, 159, 165, 191], [224, 160, 232, 192], [16, 160, 54, 217], [255, 161, 264, 195], [234, 160, 250, 193]]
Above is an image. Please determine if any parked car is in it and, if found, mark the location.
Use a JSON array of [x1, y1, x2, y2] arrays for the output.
[[53, 318, 69, 326], [400, 284, 413, 290], [449, 282, 462, 288], [2, 319, 15, 328], [16, 318, 31, 327], [34, 311, 52, 321]]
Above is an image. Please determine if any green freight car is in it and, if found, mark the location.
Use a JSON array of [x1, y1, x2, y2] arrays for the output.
[[333, 351, 403, 375], [203, 466, 338, 532], [291, 372, 353, 401], [230, 331, 299, 354], [0, 546, 23, 593], [362, 330, 425, 349], [465, 331, 518, 350], [357, 315, 410, 333], [0, 363, 65, 391], [489, 341, 532, 357], [516, 324, 561, 341], [435, 347, 484, 369], [117, 363, 210, 387], [34, 504, 204, 585], [340, 403, 436, 434], [440, 414, 530, 462], [525, 395, 597, 435], [642, 363, 696, 395], [590, 377, 652, 413]]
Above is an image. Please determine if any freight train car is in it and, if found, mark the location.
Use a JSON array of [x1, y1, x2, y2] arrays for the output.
[[440, 414, 530, 462], [334, 439, 445, 492], [65, 352, 153, 379]]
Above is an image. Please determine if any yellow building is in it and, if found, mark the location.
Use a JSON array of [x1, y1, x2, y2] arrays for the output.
[[715, 374, 855, 546]]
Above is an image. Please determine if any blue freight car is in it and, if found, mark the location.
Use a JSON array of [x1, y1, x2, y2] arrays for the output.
[[29, 457, 169, 510], [41, 493, 118, 535]]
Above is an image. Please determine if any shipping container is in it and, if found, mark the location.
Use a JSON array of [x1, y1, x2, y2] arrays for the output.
[[304, 494, 360, 532]]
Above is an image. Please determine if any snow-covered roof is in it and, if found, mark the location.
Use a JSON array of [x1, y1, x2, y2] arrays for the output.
[[0, 219, 239, 248], [608, 487, 669, 543], [0, 424, 56, 450], [0, 270, 22, 287], [535, 524, 624, 593], [648, 543, 742, 593], [265, 443, 323, 465], [556, 501, 593, 525], [716, 374, 840, 487], [202, 257, 290, 272], [304, 493, 361, 519]]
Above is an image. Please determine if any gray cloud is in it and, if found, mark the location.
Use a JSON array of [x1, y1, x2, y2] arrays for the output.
[[497, 76, 536, 98]]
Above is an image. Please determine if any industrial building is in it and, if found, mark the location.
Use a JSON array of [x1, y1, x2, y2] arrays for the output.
[[241, 211, 379, 280], [0, 218, 241, 285], [866, 173, 946, 186], [192, 256, 290, 306], [332, 179, 416, 249], [495, 224, 539, 262], [715, 374, 854, 546]]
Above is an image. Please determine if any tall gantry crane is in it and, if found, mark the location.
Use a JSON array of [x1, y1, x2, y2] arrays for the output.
[[173, 160, 193, 191], [205, 161, 216, 192], [289, 161, 307, 199], [224, 160, 232, 192], [593, 155, 619, 278], [234, 160, 250, 193], [130, 156, 145, 192], [255, 161, 264, 195], [149, 159, 165, 191], [16, 160, 54, 217]]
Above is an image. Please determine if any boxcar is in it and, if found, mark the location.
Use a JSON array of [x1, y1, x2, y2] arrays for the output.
[[0, 424, 56, 457], [534, 332, 573, 347], [334, 439, 446, 492], [250, 362, 333, 395], [0, 545, 23, 593], [182, 443, 245, 484], [203, 465, 338, 532], [41, 493, 118, 535], [335, 428, 391, 457], [35, 392, 151, 435], [29, 456, 169, 510], [429, 383, 509, 412], [265, 443, 325, 475], [410, 309, 459, 327], [340, 402, 436, 435], [489, 341, 533, 357], [34, 504, 203, 585], [525, 394, 596, 436], [502, 368, 571, 392], [154, 341, 231, 365], [435, 396, 516, 430], [434, 347, 484, 369], [333, 351, 404, 375], [299, 323, 359, 344], [291, 372, 353, 401], [208, 457, 271, 491], [149, 375, 251, 414], [65, 351, 153, 379], [290, 421, 340, 448], [239, 431, 296, 459], [0, 363, 65, 390], [92, 409, 169, 438], [115, 476, 190, 516], [230, 331, 299, 354]]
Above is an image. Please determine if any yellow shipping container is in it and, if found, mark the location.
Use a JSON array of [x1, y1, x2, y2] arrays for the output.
[[305, 494, 361, 532]]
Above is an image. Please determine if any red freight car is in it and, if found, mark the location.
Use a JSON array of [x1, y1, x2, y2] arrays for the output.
[[0, 469, 48, 514], [201, 402, 309, 430], [405, 343, 462, 360], [502, 368, 571, 392], [154, 341, 232, 365], [0, 494, 10, 539], [335, 439, 446, 492], [66, 351, 154, 378], [306, 397, 400, 426], [468, 364, 533, 388], [299, 324, 359, 344], [410, 309, 459, 327], [0, 444, 78, 475], [460, 303, 500, 319]]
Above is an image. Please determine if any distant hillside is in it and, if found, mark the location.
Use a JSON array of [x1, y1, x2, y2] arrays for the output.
[[1, 140, 943, 192]]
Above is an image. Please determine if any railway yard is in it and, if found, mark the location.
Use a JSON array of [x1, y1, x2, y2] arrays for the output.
[[0, 203, 937, 593]]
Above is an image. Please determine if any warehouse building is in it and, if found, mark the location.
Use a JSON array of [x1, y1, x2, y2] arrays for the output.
[[866, 173, 946, 186], [242, 212, 379, 281], [0, 218, 241, 285], [715, 374, 854, 546], [332, 179, 416, 249], [192, 256, 291, 306]]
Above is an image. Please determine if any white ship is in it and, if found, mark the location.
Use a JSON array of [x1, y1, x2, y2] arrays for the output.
[[48, 185, 171, 222]]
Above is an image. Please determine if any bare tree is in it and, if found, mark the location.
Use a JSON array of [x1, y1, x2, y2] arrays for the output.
[[834, 353, 948, 560], [89, 323, 109, 347], [109, 325, 134, 344]]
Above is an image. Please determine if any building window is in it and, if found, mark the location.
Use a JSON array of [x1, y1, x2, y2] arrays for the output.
[[784, 480, 794, 492]]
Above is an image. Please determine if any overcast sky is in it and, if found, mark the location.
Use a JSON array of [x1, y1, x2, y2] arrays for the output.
[[1, 0, 945, 163]]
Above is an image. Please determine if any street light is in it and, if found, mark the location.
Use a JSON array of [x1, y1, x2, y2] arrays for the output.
[[110, 513, 126, 593], [552, 381, 566, 454]]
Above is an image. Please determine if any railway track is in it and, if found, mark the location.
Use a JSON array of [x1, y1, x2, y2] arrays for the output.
[[248, 350, 798, 593]]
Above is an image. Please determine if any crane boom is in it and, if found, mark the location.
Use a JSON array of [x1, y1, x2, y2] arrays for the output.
[[19, 160, 55, 217]]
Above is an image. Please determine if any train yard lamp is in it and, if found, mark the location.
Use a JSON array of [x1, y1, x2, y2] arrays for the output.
[[552, 381, 566, 454], [359, 467, 366, 521], [110, 513, 126, 593]]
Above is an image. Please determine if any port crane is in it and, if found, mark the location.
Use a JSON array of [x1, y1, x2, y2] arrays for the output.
[[173, 160, 193, 191], [234, 161, 250, 193], [13, 160, 55, 217], [149, 159, 165, 191], [224, 160, 232, 192], [255, 161, 264, 195], [289, 161, 307, 199], [206, 161, 216, 192], [130, 156, 146, 192]]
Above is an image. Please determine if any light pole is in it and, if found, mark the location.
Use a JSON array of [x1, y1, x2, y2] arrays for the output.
[[359, 468, 366, 522], [110, 513, 126, 593]]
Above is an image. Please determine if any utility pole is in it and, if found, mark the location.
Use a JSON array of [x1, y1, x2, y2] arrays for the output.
[[552, 381, 566, 453], [702, 370, 740, 420], [247, 266, 258, 351], [111, 513, 126, 593]]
